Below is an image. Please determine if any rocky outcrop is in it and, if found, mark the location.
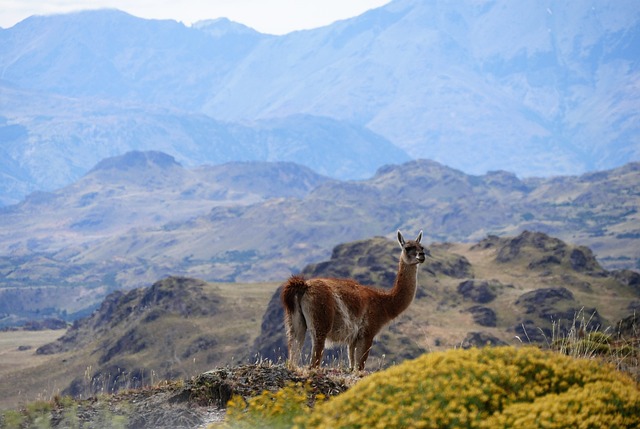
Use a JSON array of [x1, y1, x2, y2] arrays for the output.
[[461, 332, 507, 349], [495, 231, 607, 275], [37, 276, 221, 355], [465, 306, 497, 327], [616, 313, 639, 339], [515, 287, 575, 315], [457, 280, 498, 304], [513, 287, 606, 342]]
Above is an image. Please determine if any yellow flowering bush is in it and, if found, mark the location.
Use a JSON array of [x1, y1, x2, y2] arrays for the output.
[[481, 380, 639, 428], [298, 346, 640, 429], [223, 381, 324, 429]]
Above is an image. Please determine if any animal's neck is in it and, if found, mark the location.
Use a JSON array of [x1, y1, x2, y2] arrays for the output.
[[385, 259, 419, 319]]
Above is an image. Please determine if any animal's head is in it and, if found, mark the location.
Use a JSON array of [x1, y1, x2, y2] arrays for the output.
[[397, 230, 428, 265]]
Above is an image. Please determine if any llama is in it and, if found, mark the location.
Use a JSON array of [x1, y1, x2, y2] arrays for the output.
[[281, 230, 427, 370]]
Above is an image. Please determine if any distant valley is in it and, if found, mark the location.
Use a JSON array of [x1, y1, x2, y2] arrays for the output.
[[0, 151, 638, 326]]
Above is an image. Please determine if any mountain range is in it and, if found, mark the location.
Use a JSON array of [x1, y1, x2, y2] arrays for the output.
[[1, 0, 639, 204], [0, 150, 638, 326]]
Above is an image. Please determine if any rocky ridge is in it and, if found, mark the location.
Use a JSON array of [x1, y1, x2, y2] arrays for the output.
[[253, 231, 639, 364], [2, 157, 638, 329]]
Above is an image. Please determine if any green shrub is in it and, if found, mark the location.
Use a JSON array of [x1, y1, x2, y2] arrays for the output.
[[298, 346, 640, 429], [0, 398, 128, 429], [0, 410, 25, 429]]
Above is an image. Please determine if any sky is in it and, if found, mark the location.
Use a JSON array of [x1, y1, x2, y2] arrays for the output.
[[0, 0, 391, 34]]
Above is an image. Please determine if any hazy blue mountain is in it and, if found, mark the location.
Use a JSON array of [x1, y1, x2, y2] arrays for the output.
[[201, 0, 640, 176], [0, 118, 32, 205], [0, 83, 408, 204], [0, 152, 331, 266], [0, 0, 638, 204], [0, 10, 408, 203], [193, 17, 269, 40], [252, 114, 409, 178], [0, 9, 260, 107]]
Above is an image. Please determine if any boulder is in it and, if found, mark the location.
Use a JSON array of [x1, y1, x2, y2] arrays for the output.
[[465, 306, 497, 327], [457, 280, 497, 304]]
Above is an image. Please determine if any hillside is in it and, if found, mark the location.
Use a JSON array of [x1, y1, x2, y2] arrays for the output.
[[0, 357, 357, 427], [0, 277, 280, 410], [1, 231, 637, 415], [0, 0, 638, 203], [254, 231, 639, 365], [0, 152, 331, 326], [0, 156, 638, 326], [0, 151, 329, 241], [2, 346, 639, 428]]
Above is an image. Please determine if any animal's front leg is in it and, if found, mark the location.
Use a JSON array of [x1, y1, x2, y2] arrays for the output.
[[308, 303, 332, 368], [354, 336, 374, 371]]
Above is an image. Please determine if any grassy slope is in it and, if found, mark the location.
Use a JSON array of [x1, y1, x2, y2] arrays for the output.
[[0, 281, 280, 411], [387, 240, 637, 354]]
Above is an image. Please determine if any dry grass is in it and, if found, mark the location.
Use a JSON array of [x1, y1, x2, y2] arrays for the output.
[[0, 330, 61, 376], [0, 330, 65, 410], [0, 281, 280, 411], [545, 309, 640, 382]]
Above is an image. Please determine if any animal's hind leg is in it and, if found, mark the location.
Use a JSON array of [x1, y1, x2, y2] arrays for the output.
[[301, 286, 333, 368], [309, 332, 326, 368], [306, 305, 331, 368], [347, 343, 356, 370], [285, 310, 306, 368]]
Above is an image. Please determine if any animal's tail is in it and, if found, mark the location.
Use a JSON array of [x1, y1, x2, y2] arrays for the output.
[[281, 274, 308, 313]]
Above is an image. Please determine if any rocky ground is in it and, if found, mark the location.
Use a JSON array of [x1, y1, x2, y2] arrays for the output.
[[11, 363, 360, 429]]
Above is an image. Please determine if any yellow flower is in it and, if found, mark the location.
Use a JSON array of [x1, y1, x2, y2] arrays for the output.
[[298, 346, 640, 429]]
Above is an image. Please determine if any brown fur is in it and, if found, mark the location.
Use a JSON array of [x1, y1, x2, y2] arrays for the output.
[[281, 230, 427, 370]]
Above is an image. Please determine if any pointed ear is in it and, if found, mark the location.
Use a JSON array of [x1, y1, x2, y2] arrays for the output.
[[397, 230, 405, 246], [416, 230, 423, 243]]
